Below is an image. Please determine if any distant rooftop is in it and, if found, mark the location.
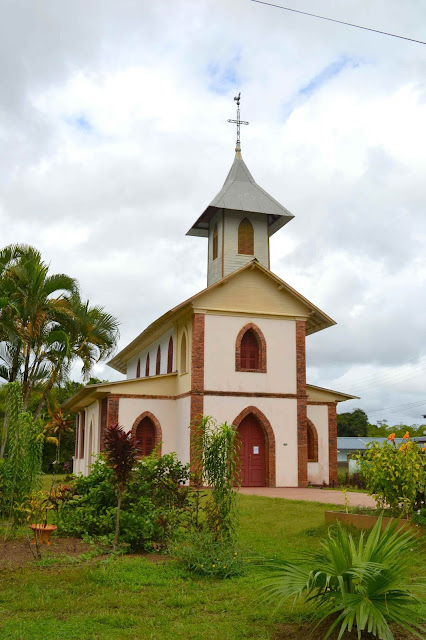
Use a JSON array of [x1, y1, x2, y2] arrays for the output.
[[337, 437, 404, 451]]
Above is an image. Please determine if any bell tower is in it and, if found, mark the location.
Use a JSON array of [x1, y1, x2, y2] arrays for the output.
[[187, 94, 295, 286]]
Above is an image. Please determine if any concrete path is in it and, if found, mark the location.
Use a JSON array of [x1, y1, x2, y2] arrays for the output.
[[239, 487, 376, 508]]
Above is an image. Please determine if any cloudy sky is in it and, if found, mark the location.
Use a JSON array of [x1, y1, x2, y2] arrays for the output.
[[1, 0, 426, 426]]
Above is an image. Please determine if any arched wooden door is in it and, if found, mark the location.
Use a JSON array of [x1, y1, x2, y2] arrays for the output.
[[237, 414, 265, 486], [135, 417, 156, 457]]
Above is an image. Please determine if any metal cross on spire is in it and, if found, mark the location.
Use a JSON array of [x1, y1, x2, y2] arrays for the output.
[[227, 92, 249, 153]]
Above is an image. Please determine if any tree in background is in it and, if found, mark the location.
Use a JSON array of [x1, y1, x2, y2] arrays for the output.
[[337, 408, 368, 437], [368, 420, 426, 438], [0, 243, 119, 458]]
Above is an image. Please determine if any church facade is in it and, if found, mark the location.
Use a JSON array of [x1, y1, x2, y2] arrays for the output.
[[65, 127, 355, 487]]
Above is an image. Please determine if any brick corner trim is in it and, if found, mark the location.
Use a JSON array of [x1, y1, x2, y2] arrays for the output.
[[235, 322, 267, 373], [232, 406, 276, 487], [296, 321, 308, 486], [131, 411, 163, 455], [190, 313, 205, 476], [328, 403, 338, 485]]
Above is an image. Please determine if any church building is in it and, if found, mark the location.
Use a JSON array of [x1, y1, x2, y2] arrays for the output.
[[64, 97, 356, 487]]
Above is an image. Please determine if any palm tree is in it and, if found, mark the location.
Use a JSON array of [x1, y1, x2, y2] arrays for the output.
[[33, 293, 119, 421], [0, 244, 119, 455]]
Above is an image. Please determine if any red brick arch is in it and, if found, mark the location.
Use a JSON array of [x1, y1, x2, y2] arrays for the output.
[[307, 419, 318, 462], [232, 406, 275, 487], [131, 411, 162, 455], [235, 323, 267, 373]]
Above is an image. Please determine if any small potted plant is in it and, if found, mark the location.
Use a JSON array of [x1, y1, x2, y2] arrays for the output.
[[26, 490, 57, 545]]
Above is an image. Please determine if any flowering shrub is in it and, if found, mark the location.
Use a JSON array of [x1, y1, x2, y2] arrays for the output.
[[356, 434, 426, 516]]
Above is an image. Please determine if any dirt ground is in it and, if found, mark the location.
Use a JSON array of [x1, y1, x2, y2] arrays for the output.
[[0, 534, 93, 570]]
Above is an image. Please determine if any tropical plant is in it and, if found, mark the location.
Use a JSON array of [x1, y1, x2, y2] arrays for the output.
[[103, 424, 138, 549], [0, 382, 43, 524], [59, 453, 191, 551], [191, 416, 240, 542], [355, 434, 426, 516], [262, 516, 425, 640], [0, 244, 119, 457]]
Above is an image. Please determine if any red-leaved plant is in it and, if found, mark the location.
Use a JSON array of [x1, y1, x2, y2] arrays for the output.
[[103, 423, 138, 549]]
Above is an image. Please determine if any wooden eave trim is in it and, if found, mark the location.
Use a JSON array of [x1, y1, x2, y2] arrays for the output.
[[108, 308, 192, 372], [306, 383, 359, 402]]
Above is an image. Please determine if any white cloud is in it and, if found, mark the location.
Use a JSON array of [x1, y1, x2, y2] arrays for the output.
[[1, 0, 426, 424]]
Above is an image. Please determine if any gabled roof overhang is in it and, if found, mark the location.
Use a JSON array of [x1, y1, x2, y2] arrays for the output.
[[186, 151, 294, 237], [108, 259, 337, 375]]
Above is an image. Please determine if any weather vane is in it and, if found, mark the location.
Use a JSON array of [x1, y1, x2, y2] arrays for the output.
[[227, 92, 249, 151]]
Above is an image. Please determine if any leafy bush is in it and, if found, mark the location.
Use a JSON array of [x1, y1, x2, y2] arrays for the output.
[[262, 516, 425, 640], [59, 452, 190, 551], [355, 435, 426, 516], [175, 529, 244, 579]]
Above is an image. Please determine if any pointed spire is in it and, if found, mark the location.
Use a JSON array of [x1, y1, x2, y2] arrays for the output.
[[227, 92, 249, 155]]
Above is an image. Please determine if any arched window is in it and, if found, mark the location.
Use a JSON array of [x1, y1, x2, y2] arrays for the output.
[[167, 336, 173, 373], [145, 353, 150, 377], [307, 420, 318, 462], [241, 329, 259, 369], [235, 323, 267, 373], [212, 223, 218, 261], [180, 332, 187, 373], [238, 218, 254, 255], [136, 358, 141, 378], [135, 417, 156, 458], [156, 345, 161, 375]]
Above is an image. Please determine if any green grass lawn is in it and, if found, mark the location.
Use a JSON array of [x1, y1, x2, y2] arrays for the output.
[[0, 495, 425, 640]]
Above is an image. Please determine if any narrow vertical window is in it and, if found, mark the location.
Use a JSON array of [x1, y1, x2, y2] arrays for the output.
[[238, 217, 254, 255], [80, 412, 85, 458], [167, 337, 173, 373], [180, 332, 187, 373], [145, 353, 150, 377], [136, 358, 141, 378], [156, 345, 161, 375], [212, 223, 218, 261], [75, 414, 80, 459], [307, 420, 318, 462], [240, 329, 259, 369]]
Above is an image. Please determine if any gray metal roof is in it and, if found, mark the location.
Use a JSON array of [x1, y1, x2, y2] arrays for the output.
[[187, 150, 294, 237], [337, 437, 404, 451]]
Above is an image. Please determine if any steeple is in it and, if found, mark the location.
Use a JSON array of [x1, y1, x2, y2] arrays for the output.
[[187, 94, 295, 286]]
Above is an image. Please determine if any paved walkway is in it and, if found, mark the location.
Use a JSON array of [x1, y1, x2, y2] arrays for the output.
[[239, 487, 376, 508]]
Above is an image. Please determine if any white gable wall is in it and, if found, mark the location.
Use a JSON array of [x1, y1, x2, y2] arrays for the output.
[[204, 314, 297, 393]]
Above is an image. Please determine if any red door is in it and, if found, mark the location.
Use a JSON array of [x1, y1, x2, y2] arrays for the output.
[[237, 415, 265, 486], [135, 417, 155, 457]]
